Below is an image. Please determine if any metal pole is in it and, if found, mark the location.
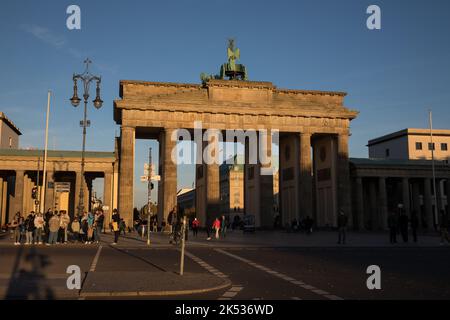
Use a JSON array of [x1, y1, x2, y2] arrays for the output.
[[180, 215, 186, 276], [41, 91, 51, 214], [78, 99, 87, 217], [36, 157, 41, 213], [147, 147, 152, 246], [429, 109, 439, 229]]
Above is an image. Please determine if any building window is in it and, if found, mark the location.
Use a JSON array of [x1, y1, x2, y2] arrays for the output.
[[9, 137, 12, 148], [441, 143, 448, 151], [385, 148, 390, 157], [428, 143, 435, 151], [415, 142, 422, 150]]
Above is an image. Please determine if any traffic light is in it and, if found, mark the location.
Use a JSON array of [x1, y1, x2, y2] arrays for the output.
[[31, 186, 38, 199], [150, 182, 154, 190]]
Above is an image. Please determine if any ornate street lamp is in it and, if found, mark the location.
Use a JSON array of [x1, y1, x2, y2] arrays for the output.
[[70, 58, 102, 217]]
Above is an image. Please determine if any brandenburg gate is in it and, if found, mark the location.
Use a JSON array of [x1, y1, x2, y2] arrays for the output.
[[114, 79, 358, 228]]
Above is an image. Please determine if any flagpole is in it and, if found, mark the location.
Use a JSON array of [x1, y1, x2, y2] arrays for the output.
[[40, 91, 51, 213]]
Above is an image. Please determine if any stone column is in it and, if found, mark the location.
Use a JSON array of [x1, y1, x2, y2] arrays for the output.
[[0, 177, 4, 226], [2, 179, 7, 225], [119, 125, 135, 227], [402, 178, 410, 216], [157, 128, 177, 227], [205, 130, 220, 225], [299, 133, 312, 221], [436, 179, 444, 215], [45, 171, 55, 213], [368, 180, 377, 230], [337, 134, 352, 227], [74, 171, 82, 215], [446, 179, 450, 214], [423, 178, 433, 229], [9, 170, 24, 217], [378, 177, 388, 230], [103, 172, 113, 228], [259, 130, 274, 227], [22, 174, 30, 214], [355, 177, 365, 230], [411, 181, 422, 228]]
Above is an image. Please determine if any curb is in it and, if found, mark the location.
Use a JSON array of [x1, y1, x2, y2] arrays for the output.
[[79, 278, 231, 298]]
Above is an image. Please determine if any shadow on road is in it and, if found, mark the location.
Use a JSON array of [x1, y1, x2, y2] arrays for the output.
[[5, 245, 55, 300]]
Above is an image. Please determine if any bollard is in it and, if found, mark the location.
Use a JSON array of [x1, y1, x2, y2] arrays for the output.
[[180, 216, 186, 275]]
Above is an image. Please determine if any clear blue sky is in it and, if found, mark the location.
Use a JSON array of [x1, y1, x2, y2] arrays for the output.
[[1, 0, 450, 208]]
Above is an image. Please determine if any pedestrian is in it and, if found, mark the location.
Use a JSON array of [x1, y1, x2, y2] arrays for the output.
[[221, 215, 228, 238], [387, 211, 398, 244], [59, 211, 70, 244], [9, 212, 23, 245], [213, 217, 221, 239], [111, 209, 121, 245], [192, 217, 200, 237], [87, 211, 95, 244], [410, 211, 419, 243], [304, 216, 313, 234], [81, 213, 88, 243], [119, 218, 126, 235], [337, 209, 348, 245], [398, 208, 409, 243], [34, 212, 45, 244], [152, 219, 158, 233], [25, 211, 36, 245], [440, 210, 450, 245], [93, 211, 104, 244], [71, 217, 81, 242], [44, 209, 53, 242], [47, 214, 60, 245]]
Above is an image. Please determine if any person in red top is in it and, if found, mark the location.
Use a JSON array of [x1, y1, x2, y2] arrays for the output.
[[192, 218, 200, 237], [212, 218, 221, 239]]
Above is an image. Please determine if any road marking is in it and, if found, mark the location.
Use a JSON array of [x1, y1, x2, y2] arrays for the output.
[[219, 285, 243, 300], [215, 248, 343, 301], [89, 245, 103, 272], [184, 250, 229, 279]]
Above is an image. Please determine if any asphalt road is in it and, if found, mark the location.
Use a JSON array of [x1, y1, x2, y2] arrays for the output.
[[0, 232, 449, 300]]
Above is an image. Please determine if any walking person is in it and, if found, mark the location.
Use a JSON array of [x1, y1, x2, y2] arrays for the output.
[[410, 211, 419, 243], [205, 216, 212, 241], [440, 210, 450, 245], [9, 212, 23, 245], [60, 211, 70, 244], [119, 218, 126, 236], [87, 211, 95, 244], [388, 211, 398, 244], [111, 209, 121, 245], [80, 213, 88, 243], [399, 207, 409, 243], [213, 217, 221, 240], [337, 209, 348, 245], [71, 217, 81, 242], [152, 219, 158, 233], [93, 211, 104, 244], [34, 212, 45, 244], [221, 215, 228, 238], [192, 217, 200, 237], [47, 214, 60, 245], [25, 212, 36, 245]]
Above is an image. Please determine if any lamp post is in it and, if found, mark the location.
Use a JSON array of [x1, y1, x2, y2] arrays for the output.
[[70, 58, 103, 217]]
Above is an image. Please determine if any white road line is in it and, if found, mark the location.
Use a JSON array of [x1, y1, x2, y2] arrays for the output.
[[219, 285, 243, 300], [89, 245, 103, 272], [215, 248, 343, 301]]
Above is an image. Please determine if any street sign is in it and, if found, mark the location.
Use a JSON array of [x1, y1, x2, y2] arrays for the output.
[[140, 175, 149, 182], [151, 175, 161, 181], [55, 182, 70, 193]]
